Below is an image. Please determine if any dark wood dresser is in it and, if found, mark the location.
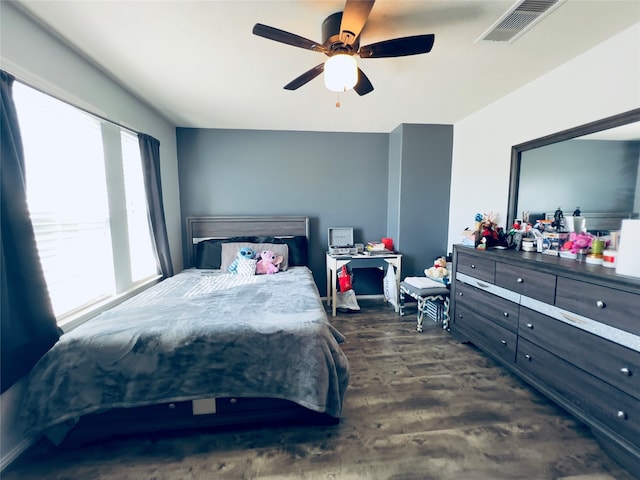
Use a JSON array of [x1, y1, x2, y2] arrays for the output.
[[451, 245, 640, 476]]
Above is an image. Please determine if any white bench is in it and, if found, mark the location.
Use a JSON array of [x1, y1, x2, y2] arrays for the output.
[[399, 277, 450, 332]]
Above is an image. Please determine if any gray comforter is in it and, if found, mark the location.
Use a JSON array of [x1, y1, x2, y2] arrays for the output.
[[17, 267, 349, 442]]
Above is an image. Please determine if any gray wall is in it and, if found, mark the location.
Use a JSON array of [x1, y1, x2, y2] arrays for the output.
[[387, 128, 402, 243], [177, 128, 391, 295], [389, 124, 453, 276], [177, 126, 453, 295]]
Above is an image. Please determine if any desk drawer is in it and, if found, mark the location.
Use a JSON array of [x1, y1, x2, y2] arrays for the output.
[[455, 281, 519, 333], [495, 262, 556, 304], [455, 303, 517, 364], [555, 277, 639, 335], [456, 252, 495, 283], [519, 307, 640, 399], [517, 338, 640, 445]]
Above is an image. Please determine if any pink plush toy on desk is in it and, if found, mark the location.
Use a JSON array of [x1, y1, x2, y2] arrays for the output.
[[256, 250, 283, 275]]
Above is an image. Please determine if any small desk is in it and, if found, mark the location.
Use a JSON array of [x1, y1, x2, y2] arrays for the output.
[[326, 252, 402, 317]]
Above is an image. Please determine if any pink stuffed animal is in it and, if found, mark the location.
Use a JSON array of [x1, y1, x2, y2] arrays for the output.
[[562, 232, 592, 254], [256, 250, 283, 275]]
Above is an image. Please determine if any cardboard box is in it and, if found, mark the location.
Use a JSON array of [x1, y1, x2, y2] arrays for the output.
[[461, 229, 480, 247], [542, 232, 569, 255]]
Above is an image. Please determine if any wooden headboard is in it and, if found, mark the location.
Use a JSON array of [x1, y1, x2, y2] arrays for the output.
[[185, 216, 310, 267]]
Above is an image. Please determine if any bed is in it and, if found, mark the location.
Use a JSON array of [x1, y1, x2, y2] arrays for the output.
[[15, 216, 349, 447]]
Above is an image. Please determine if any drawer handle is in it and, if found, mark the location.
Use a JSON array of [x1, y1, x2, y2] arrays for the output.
[[524, 354, 532, 361], [500, 340, 507, 346], [458, 314, 463, 319], [230, 398, 237, 404], [470, 264, 476, 269], [503, 312, 509, 317], [516, 277, 524, 283], [459, 292, 463, 296], [617, 410, 627, 420], [620, 367, 631, 376], [526, 323, 534, 329], [168, 403, 176, 409], [596, 300, 605, 308]]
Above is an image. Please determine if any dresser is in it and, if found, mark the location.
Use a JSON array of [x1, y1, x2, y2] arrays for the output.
[[451, 245, 640, 476]]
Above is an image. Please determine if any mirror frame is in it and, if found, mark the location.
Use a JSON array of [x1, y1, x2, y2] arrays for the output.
[[507, 108, 640, 230]]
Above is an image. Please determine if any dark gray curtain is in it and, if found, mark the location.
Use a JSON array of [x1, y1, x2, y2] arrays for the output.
[[1, 70, 61, 393], [138, 133, 174, 278]]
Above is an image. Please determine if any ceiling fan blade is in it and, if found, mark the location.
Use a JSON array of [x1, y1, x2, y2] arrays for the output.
[[340, 0, 375, 46], [283, 64, 325, 90], [359, 34, 435, 58], [353, 68, 374, 96], [253, 24, 327, 53]]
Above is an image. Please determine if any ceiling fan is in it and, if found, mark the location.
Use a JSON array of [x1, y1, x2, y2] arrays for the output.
[[252, 0, 435, 96]]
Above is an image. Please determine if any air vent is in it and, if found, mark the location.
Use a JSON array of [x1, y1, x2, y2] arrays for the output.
[[478, 0, 566, 43]]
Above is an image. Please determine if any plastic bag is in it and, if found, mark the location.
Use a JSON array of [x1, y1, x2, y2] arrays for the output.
[[336, 289, 360, 311], [383, 264, 398, 309]]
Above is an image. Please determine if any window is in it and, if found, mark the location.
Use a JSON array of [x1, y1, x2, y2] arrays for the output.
[[13, 82, 160, 324]]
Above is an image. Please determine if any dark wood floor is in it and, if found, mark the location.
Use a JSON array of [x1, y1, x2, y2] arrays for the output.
[[4, 299, 635, 480]]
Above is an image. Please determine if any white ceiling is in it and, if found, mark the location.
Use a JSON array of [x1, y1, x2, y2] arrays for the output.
[[13, 0, 640, 133]]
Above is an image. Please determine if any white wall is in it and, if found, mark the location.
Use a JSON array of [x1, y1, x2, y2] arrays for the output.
[[0, 2, 182, 469], [447, 23, 640, 250]]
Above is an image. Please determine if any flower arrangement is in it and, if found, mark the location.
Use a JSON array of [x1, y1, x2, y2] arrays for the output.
[[474, 212, 508, 249]]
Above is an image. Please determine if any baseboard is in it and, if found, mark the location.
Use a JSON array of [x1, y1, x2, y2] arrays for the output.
[[322, 294, 386, 301]]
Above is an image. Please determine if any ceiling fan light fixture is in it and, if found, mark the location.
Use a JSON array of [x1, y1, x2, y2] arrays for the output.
[[324, 54, 358, 92]]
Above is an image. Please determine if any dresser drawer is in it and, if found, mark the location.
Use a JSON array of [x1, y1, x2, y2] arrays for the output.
[[455, 303, 517, 364], [555, 277, 639, 335], [495, 262, 556, 304], [455, 281, 519, 333], [456, 251, 495, 283], [519, 307, 640, 399], [517, 338, 640, 445]]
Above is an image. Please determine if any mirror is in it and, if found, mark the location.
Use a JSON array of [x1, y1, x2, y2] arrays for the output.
[[507, 108, 640, 233]]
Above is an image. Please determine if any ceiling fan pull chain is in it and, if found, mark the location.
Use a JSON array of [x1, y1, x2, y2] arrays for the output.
[[336, 91, 341, 108]]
